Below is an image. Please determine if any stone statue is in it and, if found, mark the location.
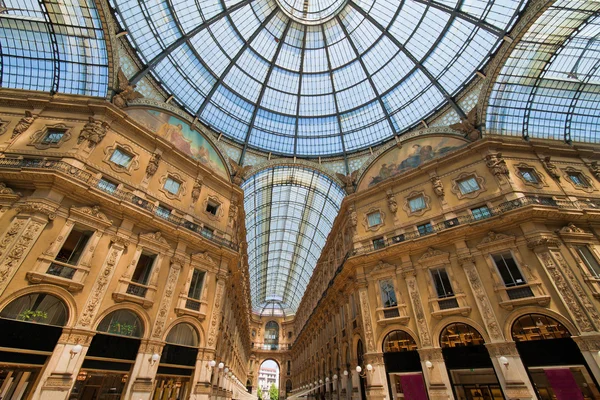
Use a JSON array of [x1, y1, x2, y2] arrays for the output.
[[543, 156, 561, 181], [335, 170, 359, 195], [112, 69, 143, 108], [430, 175, 444, 198], [348, 205, 357, 228], [146, 153, 160, 177], [449, 108, 479, 141], [386, 189, 397, 213], [229, 158, 252, 185], [228, 199, 238, 228], [78, 116, 109, 147], [589, 161, 600, 182], [191, 178, 203, 203], [485, 153, 509, 177], [12, 110, 35, 139]]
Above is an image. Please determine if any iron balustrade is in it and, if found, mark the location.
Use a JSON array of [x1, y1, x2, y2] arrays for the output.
[[47, 262, 77, 279], [0, 157, 238, 250], [126, 282, 148, 297]]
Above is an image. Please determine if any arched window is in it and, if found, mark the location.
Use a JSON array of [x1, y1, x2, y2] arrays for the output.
[[166, 323, 199, 347], [512, 314, 571, 342], [0, 293, 68, 326], [440, 323, 485, 348], [265, 321, 279, 348], [97, 309, 144, 338], [382, 330, 418, 353]]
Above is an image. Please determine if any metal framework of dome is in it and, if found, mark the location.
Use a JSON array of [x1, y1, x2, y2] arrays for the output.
[[110, 0, 526, 157]]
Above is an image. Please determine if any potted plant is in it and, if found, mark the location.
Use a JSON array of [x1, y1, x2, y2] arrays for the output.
[[17, 309, 48, 323], [109, 321, 135, 336]]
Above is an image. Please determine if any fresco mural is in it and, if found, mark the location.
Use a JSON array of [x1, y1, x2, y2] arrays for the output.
[[126, 108, 227, 177], [359, 136, 468, 190]]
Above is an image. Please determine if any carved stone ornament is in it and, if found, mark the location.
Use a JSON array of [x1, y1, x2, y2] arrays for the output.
[[478, 231, 513, 246], [29, 123, 72, 150], [348, 205, 357, 228], [152, 263, 182, 338], [0, 182, 21, 197], [560, 222, 585, 234], [542, 156, 561, 181], [78, 116, 109, 147], [191, 251, 217, 268], [207, 279, 225, 347], [417, 247, 448, 263], [112, 69, 143, 108], [0, 118, 8, 135], [485, 153, 510, 178], [228, 158, 252, 185], [103, 143, 140, 174], [12, 110, 36, 139], [485, 342, 519, 357], [362, 207, 385, 232], [228, 198, 239, 228], [588, 161, 600, 182], [386, 189, 397, 213], [70, 205, 113, 228], [417, 348, 444, 362], [406, 276, 431, 346], [359, 289, 376, 352], [16, 201, 57, 220], [449, 108, 480, 141], [146, 153, 161, 177], [526, 236, 561, 250], [451, 172, 486, 200], [463, 263, 503, 341], [335, 170, 359, 195], [191, 178, 203, 204], [430, 174, 444, 199], [139, 231, 171, 252], [110, 235, 131, 248], [0, 221, 44, 292]]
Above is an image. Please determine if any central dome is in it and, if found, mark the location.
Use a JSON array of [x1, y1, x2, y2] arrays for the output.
[[275, 0, 347, 24]]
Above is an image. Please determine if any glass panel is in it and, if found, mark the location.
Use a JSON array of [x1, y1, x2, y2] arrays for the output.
[[166, 323, 199, 347], [519, 168, 539, 183], [409, 196, 426, 212], [156, 206, 171, 219], [511, 314, 571, 342], [55, 229, 92, 265], [0, 293, 68, 326], [379, 279, 397, 307], [471, 206, 492, 221], [568, 173, 588, 187], [431, 268, 454, 298], [492, 252, 525, 287], [187, 269, 205, 300], [577, 246, 600, 278], [367, 211, 382, 227], [383, 330, 417, 352], [441, 323, 485, 347], [98, 178, 118, 194], [164, 178, 181, 194], [131, 253, 156, 285], [458, 177, 480, 194], [418, 223, 433, 236], [109, 148, 133, 167], [41, 129, 64, 144], [97, 309, 143, 337]]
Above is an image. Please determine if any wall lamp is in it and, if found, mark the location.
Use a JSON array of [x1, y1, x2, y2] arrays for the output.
[[425, 360, 433, 370], [149, 353, 160, 366], [499, 356, 509, 368], [70, 344, 83, 359], [207, 360, 217, 370], [343, 370, 348, 377], [356, 364, 373, 378]]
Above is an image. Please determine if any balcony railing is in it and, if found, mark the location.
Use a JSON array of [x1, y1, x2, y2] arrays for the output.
[[126, 282, 148, 297], [47, 262, 77, 279], [0, 157, 238, 250], [354, 196, 579, 255]]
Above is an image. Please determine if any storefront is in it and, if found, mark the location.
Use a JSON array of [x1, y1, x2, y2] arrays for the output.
[[382, 330, 428, 400], [69, 309, 143, 399], [440, 322, 504, 400], [512, 314, 600, 400], [0, 292, 68, 400]]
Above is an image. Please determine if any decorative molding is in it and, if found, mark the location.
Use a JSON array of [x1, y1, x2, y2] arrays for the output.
[[542, 156, 561, 181], [158, 172, 187, 200], [145, 152, 161, 178], [207, 278, 225, 347], [152, 261, 182, 339], [229, 158, 252, 185], [526, 236, 561, 250], [513, 162, 547, 188], [191, 177, 203, 204], [477, 231, 515, 249], [336, 170, 359, 195], [11, 110, 36, 139], [402, 191, 431, 217], [451, 171, 486, 200], [485, 342, 519, 357], [588, 161, 600, 182], [78, 116, 109, 148], [417, 247, 449, 265], [362, 207, 386, 232], [202, 194, 224, 221], [563, 167, 595, 193], [103, 142, 140, 175], [406, 275, 431, 347], [69, 205, 113, 229], [139, 231, 172, 252], [0, 220, 44, 295], [0, 118, 8, 136], [430, 174, 444, 199], [16, 201, 58, 220], [358, 288, 376, 352], [28, 123, 72, 150], [386, 189, 397, 214]]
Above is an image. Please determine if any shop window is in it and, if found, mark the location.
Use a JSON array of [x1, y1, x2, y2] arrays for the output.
[[163, 177, 181, 195], [408, 195, 426, 212], [47, 229, 93, 279], [440, 323, 484, 348], [511, 314, 570, 342], [0, 293, 68, 326], [206, 200, 220, 216], [41, 128, 65, 144], [382, 330, 417, 353], [471, 205, 492, 221], [417, 222, 433, 236], [109, 147, 133, 168], [519, 167, 539, 184], [166, 323, 199, 347], [576, 246, 600, 278], [156, 205, 171, 219], [491, 252, 533, 300], [567, 171, 589, 188], [372, 237, 385, 250], [457, 176, 480, 194], [97, 309, 144, 337], [367, 211, 382, 227], [97, 177, 118, 194]]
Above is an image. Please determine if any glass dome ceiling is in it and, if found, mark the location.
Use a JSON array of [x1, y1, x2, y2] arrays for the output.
[[111, 0, 526, 157]]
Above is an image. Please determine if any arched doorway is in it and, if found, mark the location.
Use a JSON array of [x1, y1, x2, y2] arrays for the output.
[[70, 309, 144, 399], [258, 359, 280, 400], [357, 340, 366, 400], [440, 322, 504, 400], [0, 292, 68, 399], [152, 322, 199, 400], [512, 313, 600, 399], [265, 321, 280, 350], [381, 330, 426, 400]]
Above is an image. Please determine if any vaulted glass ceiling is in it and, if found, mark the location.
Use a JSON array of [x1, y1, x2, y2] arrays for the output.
[[242, 167, 345, 316], [111, 0, 526, 157]]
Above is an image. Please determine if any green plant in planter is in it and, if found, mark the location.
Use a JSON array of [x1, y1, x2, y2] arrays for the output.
[[17, 309, 48, 322], [109, 322, 135, 336]]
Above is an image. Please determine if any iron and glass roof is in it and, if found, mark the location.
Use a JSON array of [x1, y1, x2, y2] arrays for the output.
[[110, 0, 526, 157], [242, 166, 345, 316]]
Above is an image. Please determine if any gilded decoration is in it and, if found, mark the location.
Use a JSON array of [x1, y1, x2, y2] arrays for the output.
[[402, 191, 431, 217], [28, 123, 72, 150], [103, 142, 140, 175], [450, 171, 486, 200]]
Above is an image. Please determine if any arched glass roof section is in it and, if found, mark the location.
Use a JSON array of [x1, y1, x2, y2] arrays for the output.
[[486, 0, 600, 143], [110, 0, 526, 157], [242, 166, 345, 316], [0, 0, 109, 96]]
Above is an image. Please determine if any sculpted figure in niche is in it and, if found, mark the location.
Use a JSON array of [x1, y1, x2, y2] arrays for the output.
[[191, 178, 203, 203], [543, 156, 561, 181], [386, 189, 397, 213], [485, 153, 510, 177], [78, 116, 109, 147], [12, 111, 36, 139], [146, 153, 161, 177], [431, 175, 444, 198]]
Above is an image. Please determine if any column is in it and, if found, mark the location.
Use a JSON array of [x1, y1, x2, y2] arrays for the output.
[[486, 342, 536, 400], [572, 335, 600, 388], [190, 349, 215, 400], [350, 362, 361, 400], [362, 353, 388, 400], [124, 340, 164, 400], [417, 348, 454, 400]]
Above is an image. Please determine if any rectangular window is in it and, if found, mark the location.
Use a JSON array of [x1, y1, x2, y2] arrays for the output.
[[568, 172, 588, 187], [55, 229, 93, 265], [206, 201, 220, 216], [98, 177, 118, 194], [187, 269, 206, 299], [379, 279, 398, 307], [431, 268, 454, 298], [457, 177, 480, 194], [367, 211, 382, 227], [41, 129, 65, 144], [417, 223, 433, 236], [109, 148, 133, 168], [577, 246, 600, 278], [492, 252, 525, 287], [519, 168, 539, 183], [409, 196, 426, 212], [164, 177, 181, 195], [131, 253, 156, 285], [373, 237, 386, 250], [156, 205, 171, 219], [471, 205, 492, 221]]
